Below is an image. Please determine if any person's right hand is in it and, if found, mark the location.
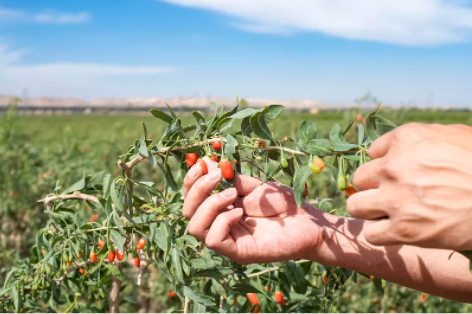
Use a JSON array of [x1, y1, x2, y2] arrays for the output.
[[182, 157, 324, 265]]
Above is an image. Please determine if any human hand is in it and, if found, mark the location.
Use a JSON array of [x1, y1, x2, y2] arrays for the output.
[[182, 157, 323, 264], [348, 123, 472, 251]]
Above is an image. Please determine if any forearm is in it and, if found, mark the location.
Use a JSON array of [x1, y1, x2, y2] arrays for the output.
[[313, 212, 472, 303]]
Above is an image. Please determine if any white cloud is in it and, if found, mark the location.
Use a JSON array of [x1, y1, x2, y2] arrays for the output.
[[0, 6, 90, 24], [0, 44, 178, 97], [33, 11, 90, 24], [158, 0, 472, 45]]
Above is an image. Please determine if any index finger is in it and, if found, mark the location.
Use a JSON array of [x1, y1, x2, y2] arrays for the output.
[[368, 131, 394, 159]]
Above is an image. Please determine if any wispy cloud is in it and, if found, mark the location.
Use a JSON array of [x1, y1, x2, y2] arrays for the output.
[[33, 11, 90, 24], [0, 44, 178, 96], [0, 6, 90, 24], [158, 0, 472, 45]]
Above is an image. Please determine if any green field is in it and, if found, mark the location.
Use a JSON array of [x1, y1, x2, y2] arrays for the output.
[[2, 108, 472, 313]]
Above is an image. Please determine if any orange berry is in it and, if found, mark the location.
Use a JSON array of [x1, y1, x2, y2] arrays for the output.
[[232, 296, 237, 307], [275, 292, 284, 306], [247, 293, 259, 306], [108, 250, 115, 262], [77, 253, 82, 259], [137, 238, 147, 250], [253, 305, 261, 313], [89, 214, 99, 222], [196, 158, 208, 175], [79, 268, 85, 275], [116, 248, 125, 261], [420, 293, 427, 303], [264, 286, 271, 292], [313, 158, 325, 171], [41, 249, 47, 255], [344, 183, 357, 197], [66, 261, 72, 267], [168, 291, 176, 298], [98, 240, 105, 250], [219, 159, 234, 180], [212, 137, 222, 150], [370, 275, 375, 282], [134, 256, 141, 268], [90, 252, 98, 263], [185, 152, 198, 167], [212, 154, 219, 162], [323, 276, 328, 285], [258, 140, 266, 148], [305, 182, 309, 197]]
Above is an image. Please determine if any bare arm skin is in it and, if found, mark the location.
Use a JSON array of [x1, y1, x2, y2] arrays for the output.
[[312, 207, 472, 303], [183, 157, 472, 303]]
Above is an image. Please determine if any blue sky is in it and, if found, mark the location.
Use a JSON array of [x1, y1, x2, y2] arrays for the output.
[[0, 0, 471, 106]]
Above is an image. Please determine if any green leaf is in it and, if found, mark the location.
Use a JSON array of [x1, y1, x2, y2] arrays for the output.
[[110, 180, 125, 213], [102, 174, 111, 197], [63, 174, 86, 194], [192, 111, 205, 123], [230, 283, 261, 294], [330, 124, 359, 151], [183, 286, 216, 306], [286, 261, 307, 294], [211, 279, 227, 298], [150, 109, 173, 124], [229, 108, 259, 119], [165, 103, 178, 119], [191, 258, 216, 269], [365, 105, 396, 140], [250, 112, 273, 141], [11, 286, 20, 313], [138, 138, 148, 157], [241, 117, 252, 137], [156, 161, 179, 192], [299, 121, 317, 142], [358, 123, 365, 146], [172, 248, 185, 284], [104, 264, 124, 281], [110, 230, 125, 252], [293, 165, 312, 207], [193, 303, 206, 313], [300, 139, 332, 157], [225, 134, 239, 155], [262, 104, 284, 123]]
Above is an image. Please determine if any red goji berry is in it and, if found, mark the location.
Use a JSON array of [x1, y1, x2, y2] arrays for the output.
[[185, 152, 198, 167]]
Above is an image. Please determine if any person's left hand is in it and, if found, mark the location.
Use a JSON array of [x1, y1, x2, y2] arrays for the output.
[[182, 157, 324, 265]]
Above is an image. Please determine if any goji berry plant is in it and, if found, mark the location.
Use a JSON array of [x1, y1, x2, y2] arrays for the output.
[[1, 99, 401, 313]]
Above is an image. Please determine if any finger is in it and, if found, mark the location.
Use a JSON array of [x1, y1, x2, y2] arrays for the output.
[[183, 169, 222, 219], [183, 156, 219, 197], [183, 163, 203, 198], [346, 189, 389, 220], [353, 158, 384, 191], [202, 156, 218, 172], [205, 208, 243, 258], [364, 219, 398, 246], [233, 173, 262, 196], [234, 182, 298, 217], [368, 131, 394, 159], [188, 188, 238, 241]]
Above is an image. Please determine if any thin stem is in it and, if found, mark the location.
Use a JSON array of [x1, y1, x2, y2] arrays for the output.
[[240, 158, 280, 183], [184, 296, 190, 313], [39, 191, 99, 206], [246, 259, 311, 279]]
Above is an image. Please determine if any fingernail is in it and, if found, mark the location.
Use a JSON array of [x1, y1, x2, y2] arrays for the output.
[[220, 188, 236, 198], [206, 169, 221, 181], [189, 164, 201, 178]]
